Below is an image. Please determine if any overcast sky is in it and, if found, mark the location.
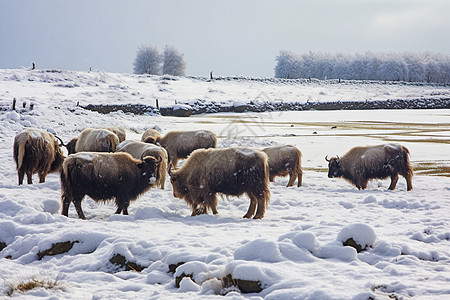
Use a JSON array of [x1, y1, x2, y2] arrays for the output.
[[1, 0, 449, 77]]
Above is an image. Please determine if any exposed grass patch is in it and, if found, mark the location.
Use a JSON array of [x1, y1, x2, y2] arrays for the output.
[[7, 276, 61, 296]]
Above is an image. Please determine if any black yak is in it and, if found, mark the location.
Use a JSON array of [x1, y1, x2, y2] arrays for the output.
[[61, 152, 161, 219], [326, 144, 413, 191]]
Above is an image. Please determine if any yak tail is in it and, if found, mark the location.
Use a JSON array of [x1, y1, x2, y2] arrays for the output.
[[402, 146, 413, 177], [16, 139, 27, 170]]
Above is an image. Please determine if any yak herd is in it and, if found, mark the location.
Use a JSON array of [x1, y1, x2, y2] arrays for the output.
[[13, 126, 413, 220]]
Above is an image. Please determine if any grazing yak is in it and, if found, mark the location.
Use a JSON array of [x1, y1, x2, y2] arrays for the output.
[[169, 147, 270, 219], [326, 144, 413, 191], [13, 128, 65, 185], [118, 140, 168, 189], [141, 129, 162, 144], [60, 152, 161, 219], [106, 127, 126, 142], [159, 130, 217, 169], [65, 128, 120, 155], [262, 145, 303, 187]]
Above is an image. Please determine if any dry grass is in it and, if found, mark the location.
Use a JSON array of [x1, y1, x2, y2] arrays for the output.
[[7, 276, 61, 296]]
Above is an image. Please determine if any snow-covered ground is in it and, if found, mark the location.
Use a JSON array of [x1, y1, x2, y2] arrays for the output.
[[0, 69, 449, 299]]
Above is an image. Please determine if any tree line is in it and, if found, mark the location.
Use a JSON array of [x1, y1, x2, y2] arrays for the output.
[[274, 51, 450, 84]]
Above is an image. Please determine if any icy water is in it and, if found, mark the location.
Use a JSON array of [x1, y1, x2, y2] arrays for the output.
[[151, 109, 450, 176]]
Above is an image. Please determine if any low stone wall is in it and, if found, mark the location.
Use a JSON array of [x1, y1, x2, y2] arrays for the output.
[[81, 98, 450, 116]]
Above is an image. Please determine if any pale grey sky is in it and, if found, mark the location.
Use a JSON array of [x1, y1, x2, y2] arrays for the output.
[[1, 0, 449, 77]]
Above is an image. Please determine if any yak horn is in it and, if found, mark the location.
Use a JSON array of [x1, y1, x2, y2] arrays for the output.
[[168, 164, 173, 176], [325, 155, 330, 162], [54, 135, 66, 147], [155, 156, 162, 164]]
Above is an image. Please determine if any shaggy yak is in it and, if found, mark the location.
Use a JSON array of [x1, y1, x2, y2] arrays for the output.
[[106, 126, 126, 142], [60, 152, 161, 219], [141, 129, 162, 144], [118, 140, 168, 189], [169, 147, 270, 219], [262, 145, 303, 187], [65, 128, 120, 155], [13, 128, 65, 185], [159, 130, 217, 169], [326, 144, 413, 191]]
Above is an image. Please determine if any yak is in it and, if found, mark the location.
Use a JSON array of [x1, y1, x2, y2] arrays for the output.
[[169, 147, 270, 219], [118, 140, 168, 189], [60, 152, 161, 219], [159, 130, 217, 169], [326, 144, 413, 191], [262, 145, 303, 187], [65, 128, 120, 155], [141, 129, 162, 144], [106, 126, 126, 143], [13, 128, 65, 185]]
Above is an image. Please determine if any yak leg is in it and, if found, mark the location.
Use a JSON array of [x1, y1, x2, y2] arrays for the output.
[[253, 193, 266, 220], [61, 194, 72, 217], [269, 175, 275, 182], [287, 171, 296, 187], [243, 194, 258, 219], [297, 170, 303, 187], [38, 170, 48, 183], [26, 170, 33, 184], [388, 173, 399, 190], [405, 174, 413, 191], [18, 170, 25, 185], [205, 194, 218, 215], [115, 198, 130, 215], [71, 195, 86, 219]]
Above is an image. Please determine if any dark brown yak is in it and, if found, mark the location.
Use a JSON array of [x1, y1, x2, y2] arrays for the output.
[[65, 128, 120, 155], [326, 144, 413, 191], [169, 147, 270, 219], [60, 152, 161, 219], [141, 129, 162, 144], [13, 128, 65, 185], [159, 130, 217, 169], [118, 140, 168, 189], [262, 145, 303, 187]]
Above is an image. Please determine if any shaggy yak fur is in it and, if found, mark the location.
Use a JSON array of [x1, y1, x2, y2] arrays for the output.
[[61, 152, 161, 219], [105, 127, 126, 142], [326, 144, 413, 191], [118, 140, 168, 189], [141, 129, 162, 144], [262, 145, 303, 187], [159, 130, 217, 169], [13, 128, 65, 185], [65, 128, 120, 155], [169, 147, 270, 219]]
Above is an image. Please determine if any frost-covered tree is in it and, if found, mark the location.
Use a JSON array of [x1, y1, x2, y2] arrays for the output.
[[133, 45, 162, 75], [162, 45, 186, 76], [274, 50, 450, 84]]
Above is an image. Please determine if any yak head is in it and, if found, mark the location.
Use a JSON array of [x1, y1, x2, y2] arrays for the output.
[[65, 138, 78, 155], [168, 166, 188, 199], [140, 156, 162, 185], [326, 155, 342, 178]]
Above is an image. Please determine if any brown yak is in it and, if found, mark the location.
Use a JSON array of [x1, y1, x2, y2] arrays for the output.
[[262, 145, 303, 187], [169, 147, 270, 219], [118, 140, 168, 189], [106, 127, 126, 142], [326, 144, 413, 191], [65, 128, 120, 155], [13, 128, 65, 185], [141, 129, 162, 144], [60, 152, 161, 219], [159, 130, 217, 169]]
